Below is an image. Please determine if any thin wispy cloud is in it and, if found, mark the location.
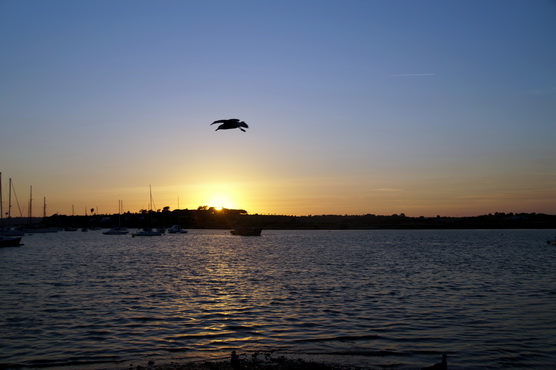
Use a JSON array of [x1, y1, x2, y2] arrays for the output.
[[528, 85, 556, 96], [388, 73, 435, 77]]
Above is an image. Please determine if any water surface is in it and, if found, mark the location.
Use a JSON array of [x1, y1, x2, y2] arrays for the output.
[[1, 229, 555, 369]]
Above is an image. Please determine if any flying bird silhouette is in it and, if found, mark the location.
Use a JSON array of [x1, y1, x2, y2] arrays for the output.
[[211, 119, 249, 132]]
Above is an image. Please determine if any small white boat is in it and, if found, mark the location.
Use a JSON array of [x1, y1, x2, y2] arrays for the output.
[[132, 228, 164, 237], [103, 227, 129, 235], [131, 188, 164, 237], [167, 225, 188, 234], [103, 200, 128, 235]]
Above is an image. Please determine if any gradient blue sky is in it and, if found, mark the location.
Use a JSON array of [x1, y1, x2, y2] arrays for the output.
[[1, 0, 555, 217]]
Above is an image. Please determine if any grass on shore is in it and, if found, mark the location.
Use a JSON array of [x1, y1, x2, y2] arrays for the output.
[[119, 355, 363, 370]]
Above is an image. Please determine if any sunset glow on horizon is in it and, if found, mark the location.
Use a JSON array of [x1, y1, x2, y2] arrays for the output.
[[1, 1, 555, 218]]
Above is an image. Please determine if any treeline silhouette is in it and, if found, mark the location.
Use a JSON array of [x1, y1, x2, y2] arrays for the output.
[[27, 208, 556, 230]]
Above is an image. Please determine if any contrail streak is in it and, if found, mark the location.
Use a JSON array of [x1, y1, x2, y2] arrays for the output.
[[388, 73, 435, 77]]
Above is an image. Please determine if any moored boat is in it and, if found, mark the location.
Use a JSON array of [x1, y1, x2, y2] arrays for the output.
[[0, 228, 25, 237], [103, 200, 128, 235], [103, 227, 129, 235], [0, 174, 25, 238], [168, 225, 188, 234], [22, 226, 58, 234], [0, 236, 23, 247], [132, 228, 164, 237], [231, 226, 262, 236], [131, 187, 163, 237], [547, 239, 556, 245]]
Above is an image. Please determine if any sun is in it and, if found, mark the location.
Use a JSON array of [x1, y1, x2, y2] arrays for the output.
[[206, 193, 236, 210]]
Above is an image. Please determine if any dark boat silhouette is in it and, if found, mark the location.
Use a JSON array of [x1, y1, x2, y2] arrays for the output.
[[132, 228, 164, 237], [231, 225, 262, 236], [0, 236, 23, 247]]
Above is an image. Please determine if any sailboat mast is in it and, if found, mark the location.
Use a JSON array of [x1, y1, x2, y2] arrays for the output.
[[43, 197, 47, 219], [118, 200, 123, 227], [0, 172, 3, 221], [29, 185, 33, 223], [8, 178, 12, 219], [177, 196, 180, 226], [149, 184, 153, 212]]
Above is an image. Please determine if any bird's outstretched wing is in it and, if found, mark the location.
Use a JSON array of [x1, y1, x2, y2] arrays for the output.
[[211, 118, 240, 125]]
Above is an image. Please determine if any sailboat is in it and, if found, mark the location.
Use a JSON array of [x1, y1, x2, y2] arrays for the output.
[[132, 185, 163, 237], [21, 189, 58, 233], [0, 173, 24, 244], [167, 225, 188, 233], [132, 228, 164, 237], [103, 200, 129, 235], [104, 227, 128, 235], [64, 205, 78, 231], [167, 197, 188, 234]]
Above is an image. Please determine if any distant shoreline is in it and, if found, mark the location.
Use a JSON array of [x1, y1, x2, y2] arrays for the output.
[[8, 210, 556, 231]]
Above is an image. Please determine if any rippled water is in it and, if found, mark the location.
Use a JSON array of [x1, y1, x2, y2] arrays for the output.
[[1, 229, 555, 369]]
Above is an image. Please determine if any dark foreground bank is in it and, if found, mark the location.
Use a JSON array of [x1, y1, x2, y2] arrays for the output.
[[99, 356, 377, 370], [116, 360, 351, 370], [80, 351, 392, 370]]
